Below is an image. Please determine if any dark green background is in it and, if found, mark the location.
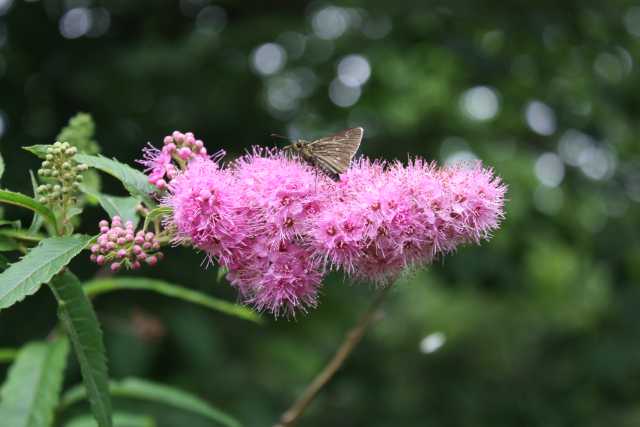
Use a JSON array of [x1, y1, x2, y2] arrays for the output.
[[1, 1, 640, 426]]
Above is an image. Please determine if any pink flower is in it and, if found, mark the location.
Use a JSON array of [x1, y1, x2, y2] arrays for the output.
[[138, 131, 223, 190], [165, 157, 249, 266], [149, 137, 506, 316], [226, 239, 322, 317], [309, 158, 506, 284], [231, 147, 332, 246]]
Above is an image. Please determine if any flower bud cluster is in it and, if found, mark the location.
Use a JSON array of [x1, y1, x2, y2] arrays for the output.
[[37, 141, 88, 207], [90, 216, 163, 271], [139, 131, 219, 191]]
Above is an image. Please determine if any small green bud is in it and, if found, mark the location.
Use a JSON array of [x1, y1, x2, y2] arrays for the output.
[[76, 164, 88, 172], [38, 197, 47, 204], [42, 161, 50, 168], [75, 174, 84, 182], [65, 148, 77, 156], [53, 184, 61, 192], [53, 141, 62, 148], [51, 170, 59, 177], [62, 161, 71, 169], [45, 154, 53, 161]]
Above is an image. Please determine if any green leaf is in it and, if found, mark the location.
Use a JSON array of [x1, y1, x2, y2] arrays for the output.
[[0, 234, 92, 311], [83, 277, 261, 323], [49, 271, 112, 427], [0, 347, 18, 363], [0, 219, 22, 228], [0, 235, 19, 252], [62, 378, 241, 427], [0, 190, 58, 234], [0, 152, 4, 181], [28, 170, 44, 234], [142, 206, 171, 232], [80, 185, 140, 228], [0, 228, 44, 243], [65, 413, 155, 427], [75, 155, 156, 208], [0, 338, 70, 427], [22, 145, 50, 159]]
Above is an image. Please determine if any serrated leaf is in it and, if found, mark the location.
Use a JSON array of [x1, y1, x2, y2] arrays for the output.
[[75, 155, 156, 208], [0, 234, 92, 310], [62, 378, 241, 427], [80, 185, 140, 228], [0, 190, 58, 234], [0, 338, 69, 427], [65, 413, 155, 427], [22, 145, 51, 159], [142, 206, 171, 232], [49, 271, 112, 427], [83, 277, 261, 323]]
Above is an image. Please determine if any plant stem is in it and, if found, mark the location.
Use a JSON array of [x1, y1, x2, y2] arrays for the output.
[[274, 285, 392, 427]]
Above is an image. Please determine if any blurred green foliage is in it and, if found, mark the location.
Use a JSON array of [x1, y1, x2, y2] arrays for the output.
[[1, 1, 639, 426]]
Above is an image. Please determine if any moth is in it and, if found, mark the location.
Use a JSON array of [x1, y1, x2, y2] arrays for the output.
[[282, 127, 364, 180]]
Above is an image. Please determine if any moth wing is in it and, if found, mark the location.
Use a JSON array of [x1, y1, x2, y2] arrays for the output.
[[307, 127, 363, 175]]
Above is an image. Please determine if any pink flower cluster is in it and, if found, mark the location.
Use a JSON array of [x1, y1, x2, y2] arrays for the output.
[[165, 149, 329, 316], [90, 216, 163, 271], [138, 131, 221, 190], [137, 131, 506, 316]]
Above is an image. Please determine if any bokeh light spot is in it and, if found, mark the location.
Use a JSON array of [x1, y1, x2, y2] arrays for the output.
[[311, 6, 349, 40], [329, 78, 361, 107], [460, 86, 500, 121], [59, 8, 92, 39], [0, 0, 12, 16], [534, 152, 565, 187], [419, 332, 446, 354], [337, 54, 371, 87], [525, 100, 556, 136], [252, 43, 287, 76], [558, 129, 594, 167]]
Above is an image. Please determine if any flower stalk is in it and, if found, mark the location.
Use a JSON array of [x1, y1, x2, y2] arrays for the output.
[[274, 285, 392, 427]]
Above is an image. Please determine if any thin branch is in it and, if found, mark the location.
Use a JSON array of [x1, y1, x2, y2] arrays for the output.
[[274, 285, 392, 427]]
